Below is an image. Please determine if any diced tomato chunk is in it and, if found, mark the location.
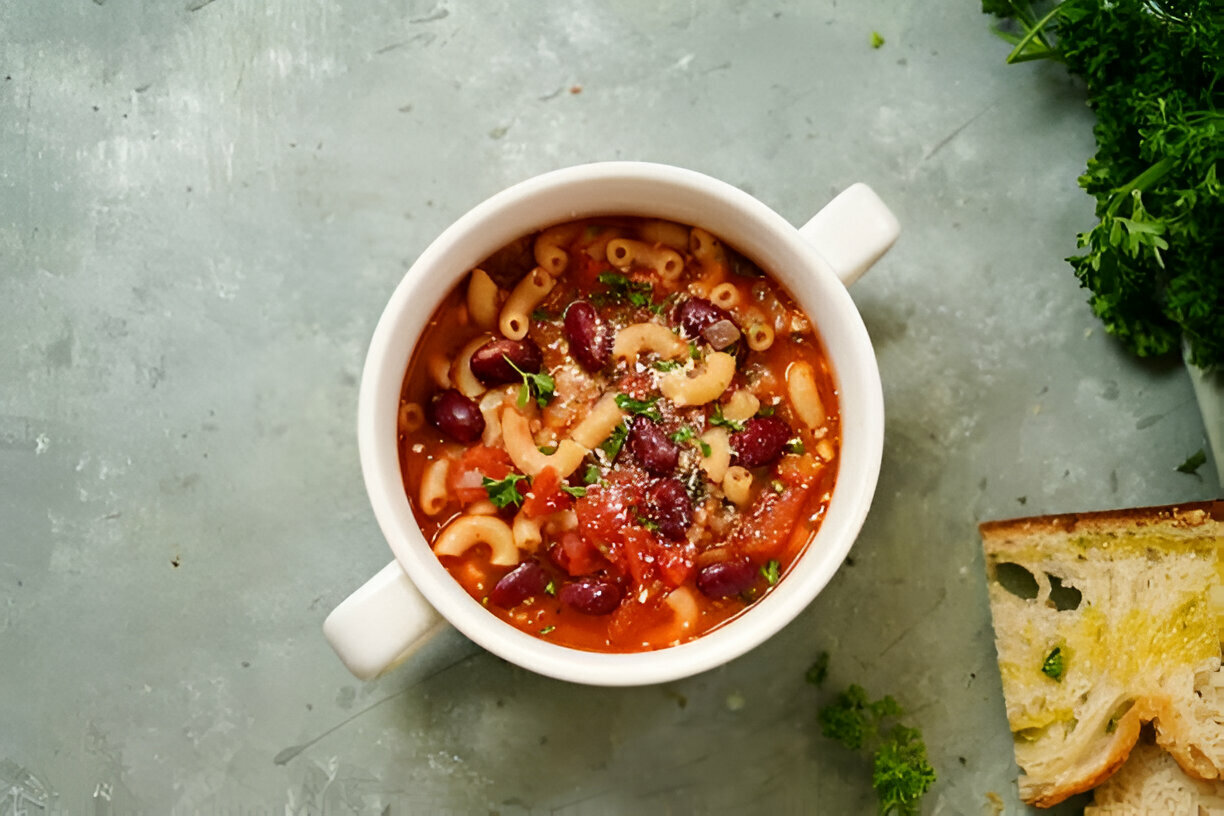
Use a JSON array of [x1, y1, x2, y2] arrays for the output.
[[521, 467, 572, 518], [549, 530, 606, 577], [653, 542, 696, 589], [729, 482, 812, 560], [449, 445, 514, 504]]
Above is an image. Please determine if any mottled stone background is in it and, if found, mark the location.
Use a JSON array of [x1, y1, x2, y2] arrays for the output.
[[1, 1, 1214, 813]]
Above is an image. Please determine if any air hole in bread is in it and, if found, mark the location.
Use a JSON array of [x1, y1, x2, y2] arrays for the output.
[[1047, 574, 1083, 611], [996, 562, 1039, 600]]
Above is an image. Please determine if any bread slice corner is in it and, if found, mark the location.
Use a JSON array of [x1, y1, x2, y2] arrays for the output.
[[979, 501, 1224, 807]]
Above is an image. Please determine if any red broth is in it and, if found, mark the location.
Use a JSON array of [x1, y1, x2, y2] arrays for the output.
[[397, 217, 839, 652]]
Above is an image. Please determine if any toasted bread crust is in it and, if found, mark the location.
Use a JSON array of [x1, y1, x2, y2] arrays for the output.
[[980, 500, 1224, 542]]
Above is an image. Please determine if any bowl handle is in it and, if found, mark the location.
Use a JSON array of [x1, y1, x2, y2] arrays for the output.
[[323, 560, 447, 680], [799, 183, 900, 287]]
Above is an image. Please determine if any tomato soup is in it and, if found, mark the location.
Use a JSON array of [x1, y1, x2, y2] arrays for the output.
[[397, 217, 839, 652]]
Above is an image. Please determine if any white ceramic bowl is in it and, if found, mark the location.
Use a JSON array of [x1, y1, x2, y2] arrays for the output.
[[324, 161, 898, 686]]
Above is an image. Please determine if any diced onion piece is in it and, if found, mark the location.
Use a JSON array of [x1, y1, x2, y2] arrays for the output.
[[701, 319, 741, 350]]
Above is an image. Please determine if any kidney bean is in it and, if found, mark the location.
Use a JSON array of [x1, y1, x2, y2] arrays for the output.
[[627, 416, 680, 476], [730, 416, 793, 468], [673, 297, 736, 339], [469, 338, 544, 385], [695, 557, 756, 598], [644, 477, 693, 540], [489, 561, 549, 609], [563, 301, 611, 371], [427, 389, 485, 443], [559, 579, 623, 615]]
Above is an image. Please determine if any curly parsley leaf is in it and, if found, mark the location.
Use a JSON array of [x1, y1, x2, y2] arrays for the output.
[[482, 473, 529, 508], [816, 678, 936, 816], [503, 355, 555, 408], [600, 422, 629, 461]]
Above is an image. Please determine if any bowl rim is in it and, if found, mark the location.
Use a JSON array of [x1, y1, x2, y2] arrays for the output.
[[357, 161, 884, 685]]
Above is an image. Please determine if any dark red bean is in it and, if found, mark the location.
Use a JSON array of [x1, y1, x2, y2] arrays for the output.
[[563, 301, 611, 371], [627, 416, 680, 476], [469, 338, 544, 385], [559, 579, 623, 615], [644, 477, 693, 540], [427, 389, 485, 443], [730, 416, 793, 468], [695, 557, 756, 598], [489, 561, 549, 609], [673, 297, 736, 339]]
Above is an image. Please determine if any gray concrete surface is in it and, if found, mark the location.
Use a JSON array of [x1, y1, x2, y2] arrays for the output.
[[2, 1, 1216, 813]]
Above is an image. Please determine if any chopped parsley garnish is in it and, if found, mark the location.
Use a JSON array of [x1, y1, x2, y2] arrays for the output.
[[653, 359, 682, 372], [757, 405, 776, 417], [636, 513, 660, 533], [708, 403, 745, 432], [482, 473, 529, 508], [537, 444, 558, 455], [600, 422, 629, 460], [698, 439, 712, 457], [530, 307, 552, 322], [786, 439, 807, 455], [561, 484, 587, 498], [669, 425, 696, 444], [582, 463, 603, 485], [615, 393, 663, 422], [544, 580, 557, 596], [539, 625, 556, 635], [1041, 646, 1065, 682], [1177, 448, 1206, 475], [761, 559, 781, 585], [688, 340, 702, 360], [816, 680, 936, 816], [771, 479, 786, 494], [504, 355, 555, 409], [593, 271, 654, 308], [805, 652, 830, 687]]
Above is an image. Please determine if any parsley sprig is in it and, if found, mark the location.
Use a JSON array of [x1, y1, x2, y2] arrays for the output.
[[984, 0, 1224, 369], [482, 473, 528, 508], [503, 355, 555, 409]]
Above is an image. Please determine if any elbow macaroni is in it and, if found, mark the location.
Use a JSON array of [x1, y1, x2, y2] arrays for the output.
[[500, 406, 587, 478], [722, 466, 753, 508], [433, 514, 520, 566], [708, 282, 740, 310], [418, 458, 450, 516], [699, 428, 731, 482], [512, 509, 543, 552], [721, 390, 760, 423], [451, 334, 494, 398], [500, 267, 555, 340], [534, 223, 583, 276], [466, 268, 501, 331], [659, 351, 736, 406], [787, 361, 827, 429], [612, 322, 688, 364], [606, 239, 684, 282], [568, 392, 627, 449]]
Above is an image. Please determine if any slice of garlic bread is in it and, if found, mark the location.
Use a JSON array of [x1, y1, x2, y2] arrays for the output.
[[979, 501, 1224, 807], [1086, 740, 1224, 815]]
